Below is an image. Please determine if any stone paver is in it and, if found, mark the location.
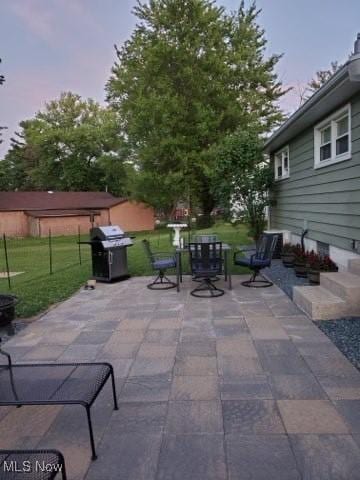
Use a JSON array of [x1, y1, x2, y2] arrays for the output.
[[290, 434, 360, 480], [226, 434, 301, 480], [156, 434, 227, 480], [1, 274, 360, 479], [277, 400, 350, 434], [222, 399, 285, 434]]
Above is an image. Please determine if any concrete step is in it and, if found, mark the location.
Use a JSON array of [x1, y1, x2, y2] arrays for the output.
[[349, 258, 360, 276], [293, 286, 347, 321], [320, 272, 360, 312]]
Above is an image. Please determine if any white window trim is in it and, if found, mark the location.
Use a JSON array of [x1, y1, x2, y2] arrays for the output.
[[314, 104, 351, 169], [274, 145, 290, 180]]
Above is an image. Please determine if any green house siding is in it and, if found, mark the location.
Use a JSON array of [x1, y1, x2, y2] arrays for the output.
[[270, 93, 360, 252]]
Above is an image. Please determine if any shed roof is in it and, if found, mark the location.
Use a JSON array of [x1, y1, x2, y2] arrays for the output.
[[25, 209, 101, 218], [0, 192, 127, 212]]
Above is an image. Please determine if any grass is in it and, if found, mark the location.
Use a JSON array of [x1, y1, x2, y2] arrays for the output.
[[0, 222, 251, 318]]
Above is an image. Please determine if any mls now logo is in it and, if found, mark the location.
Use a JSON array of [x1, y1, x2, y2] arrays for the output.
[[3, 460, 63, 474]]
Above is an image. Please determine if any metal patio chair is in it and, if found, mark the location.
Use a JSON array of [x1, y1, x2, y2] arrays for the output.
[[0, 345, 118, 461], [0, 449, 67, 479], [191, 234, 219, 243], [188, 242, 224, 297], [234, 233, 279, 287], [142, 239, 177, 290]]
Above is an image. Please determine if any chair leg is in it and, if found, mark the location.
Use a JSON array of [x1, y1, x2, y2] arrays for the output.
[[58, 451, 68, 480], [241, 269, 273, 288], [85, 406, 97, 460], [147, 270, 177, 290], [109, 366, 119, 411], [191, 278, 225, 298]]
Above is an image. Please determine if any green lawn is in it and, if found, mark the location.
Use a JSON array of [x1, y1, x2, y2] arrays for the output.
[[0, 222, 251, 318]]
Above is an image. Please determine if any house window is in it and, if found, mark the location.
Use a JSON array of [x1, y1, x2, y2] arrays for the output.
[[314, 105, 351, 168], [274, 146, 290, 180], [317, 241, 329, 257]]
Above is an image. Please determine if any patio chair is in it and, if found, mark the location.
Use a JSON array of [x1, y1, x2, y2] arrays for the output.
[[191, 234, 218, 243], [234, 233, 279, 287], [0, 345, 118, 461], [142, 239, 177, 290], [188, 242, 224, 297], [0, 449, 67, 479]]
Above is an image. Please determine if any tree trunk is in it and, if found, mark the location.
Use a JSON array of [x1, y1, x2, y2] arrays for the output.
[[198, 186, 216, 228]]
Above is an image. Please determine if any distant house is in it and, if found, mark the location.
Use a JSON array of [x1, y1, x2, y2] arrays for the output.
[[264, 35, 360, 271], [0, 191, 155, 237]]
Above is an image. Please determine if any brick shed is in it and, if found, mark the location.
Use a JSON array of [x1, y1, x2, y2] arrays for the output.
[[0, 192, 155, 237]]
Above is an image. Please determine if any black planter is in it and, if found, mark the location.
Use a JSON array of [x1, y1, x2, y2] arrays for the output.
[[281, 253, 295, 268], [294, 262, 307, 278], [308, 269, 320, 285], [0, 295, 18, 326]]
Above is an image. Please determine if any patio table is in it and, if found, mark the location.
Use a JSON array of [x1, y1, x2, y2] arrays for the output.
[[175, 242, 232, 292]]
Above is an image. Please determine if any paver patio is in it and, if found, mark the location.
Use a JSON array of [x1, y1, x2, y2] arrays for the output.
[[1, 275, 360, 479]]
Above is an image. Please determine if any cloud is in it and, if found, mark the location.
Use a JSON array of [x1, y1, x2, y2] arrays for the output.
[[10, 0, 56, 42], [9, 0, 104, 46]]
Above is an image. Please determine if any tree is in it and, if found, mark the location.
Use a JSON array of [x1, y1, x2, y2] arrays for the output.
[[2, 92, 130, 194], [213, 129, 273, 241], [0, 58, 4, 85], [106, 0, 287, 218], [307, 61, 340, 96], [0, 58, 6, 146]]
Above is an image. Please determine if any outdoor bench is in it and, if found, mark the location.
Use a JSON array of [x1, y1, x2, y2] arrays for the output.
[[0, 449, 66, 479], [0, 347, 118, 460]]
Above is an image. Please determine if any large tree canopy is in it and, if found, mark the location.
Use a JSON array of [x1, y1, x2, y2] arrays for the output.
[[213, 129, 273, 240], [0, 58, 6, 146], [0, 92, 132, 195], [106, 0, 287, 215]]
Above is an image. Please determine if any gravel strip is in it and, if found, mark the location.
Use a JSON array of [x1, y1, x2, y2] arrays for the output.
[[316, 317, 360, 371]]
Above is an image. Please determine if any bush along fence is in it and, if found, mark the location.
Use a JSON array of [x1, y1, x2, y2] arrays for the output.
[[0, 227, 89, 290]]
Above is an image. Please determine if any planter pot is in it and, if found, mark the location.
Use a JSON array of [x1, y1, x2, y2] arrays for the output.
[[294, 262, 307, 278], [281, 253, 295, 268], [0, 295, 18, 326], [308, 269, 320, 285]]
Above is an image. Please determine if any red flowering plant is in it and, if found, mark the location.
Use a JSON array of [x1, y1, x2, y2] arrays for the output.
[[294, 245, 308, 264], [281, 243, 295, 254], [322, 255, 338, 272], [306, 250, 322, 270]]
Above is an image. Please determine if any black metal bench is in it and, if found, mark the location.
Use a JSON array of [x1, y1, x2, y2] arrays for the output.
[[0, 347, 118, 460], [0, 449, 66, 479]]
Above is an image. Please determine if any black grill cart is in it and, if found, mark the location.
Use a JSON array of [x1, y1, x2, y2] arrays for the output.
[[81, 226, 134, 282]]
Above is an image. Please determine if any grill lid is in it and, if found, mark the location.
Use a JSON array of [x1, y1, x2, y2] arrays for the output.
[[90, 225, 125, 240]]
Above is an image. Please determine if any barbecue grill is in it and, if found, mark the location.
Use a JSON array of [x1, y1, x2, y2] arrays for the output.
[[83, 226, 133, 282]]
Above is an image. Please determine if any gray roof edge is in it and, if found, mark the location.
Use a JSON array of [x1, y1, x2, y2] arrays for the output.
[[264, 62, 351, 151]]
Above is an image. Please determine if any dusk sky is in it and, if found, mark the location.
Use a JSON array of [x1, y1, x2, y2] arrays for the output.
[[0, 0, 359, 158]]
